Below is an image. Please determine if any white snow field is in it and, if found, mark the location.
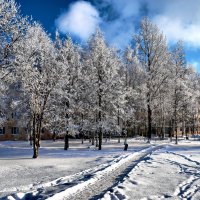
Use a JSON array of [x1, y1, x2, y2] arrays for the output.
[[0, 138, 200, 200]]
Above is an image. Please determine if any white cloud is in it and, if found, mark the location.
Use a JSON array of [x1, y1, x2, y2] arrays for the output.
[[153, 15, 200, 47], [149, 0, 200, 48], [55, 1, 100, 40], [55, 0, 200, 49], [102, 0, 200, 48]]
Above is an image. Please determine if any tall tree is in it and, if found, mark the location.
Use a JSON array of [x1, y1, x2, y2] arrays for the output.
[[15, 23, 63, 158], [0, 0, 27, 122], [134, 18, 170, 142], [170, 41, 187, 144], [53, 35, 82, 150], [84, 29, 124, 150]]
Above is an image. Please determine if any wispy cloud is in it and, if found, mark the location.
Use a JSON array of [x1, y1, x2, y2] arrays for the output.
[[55, 0, 200, 49], [97, 0, 140, 48], [55, 1, 101, 40], [103, 0, 200, 48], [150, 0, 200, 48]]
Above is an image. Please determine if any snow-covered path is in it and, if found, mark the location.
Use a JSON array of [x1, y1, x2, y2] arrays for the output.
[[47, 145, 162, 200], [3, 144, 161, 200], [102, 142, 200, 200]]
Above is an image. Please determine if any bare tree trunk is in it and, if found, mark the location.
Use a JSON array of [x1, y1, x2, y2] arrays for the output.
[[30, 128, 33, 146], [37, 113, 43, 148], [98, 127, 102, 150], [52, 130, 56, 142], [82, 134, 84, 144], [124, 134, 127, 145], [117, 102, 121, 143], [193, 115, 195, 136], [64, 132, 69, 150], [95, 135, 98, 147], [182, 120, 186, 137], [118, 136, 120, 143], [174, 93, 178, 145], [32, 113, 38, 158], [92, 132, 95, 145], [89, 132, 91, 143], [98, 87, 102, 150], [33, 143, 38, 159], [147, 100, 152, 143], [64, 100, 69, 150], [162, 118, 166, 139], [175, 126, 178, 144], [170, 119, 173, 142]]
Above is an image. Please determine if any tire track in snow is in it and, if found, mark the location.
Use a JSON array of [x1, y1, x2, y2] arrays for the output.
[[47, 145, 163, 200], [174, 176, 200, 200], [165, 151, 200, 200], [167, 151, 200, 166]]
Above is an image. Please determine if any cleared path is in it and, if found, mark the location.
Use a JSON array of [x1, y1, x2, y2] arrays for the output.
[[48, 145, 163, 200]]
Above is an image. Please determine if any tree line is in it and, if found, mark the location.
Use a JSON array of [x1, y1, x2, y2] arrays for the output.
[[0, 0, 199, 158]]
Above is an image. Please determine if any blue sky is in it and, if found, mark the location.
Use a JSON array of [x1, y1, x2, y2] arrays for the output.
[[16, 0, 200, 71]]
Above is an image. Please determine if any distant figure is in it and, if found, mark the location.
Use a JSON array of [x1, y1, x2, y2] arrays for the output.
[[124, 143, 128, 151]]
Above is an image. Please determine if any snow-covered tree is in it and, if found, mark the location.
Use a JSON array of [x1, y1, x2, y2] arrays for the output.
[[123, 45, 147, 138], [83, 29, 125, 149], [15, 23, 63, 158], [49, 34, 82, 150], [169, 41, 188, 143], [134, 18, 170, 142], [0, 0, 27, 123]]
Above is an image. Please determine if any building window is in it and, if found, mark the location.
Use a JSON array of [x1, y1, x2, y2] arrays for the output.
[[0, 127, 5, 134], [11, 112, 17, 119], [12, 127, 19, 135]]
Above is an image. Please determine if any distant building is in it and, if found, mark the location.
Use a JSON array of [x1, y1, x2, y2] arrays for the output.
[[0, 112, 27, 141], [0, 82, 52, 141]]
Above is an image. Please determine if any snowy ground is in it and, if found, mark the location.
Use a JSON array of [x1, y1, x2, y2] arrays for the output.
[[0, 138, 200, 200], [102, 140, 200, 200]]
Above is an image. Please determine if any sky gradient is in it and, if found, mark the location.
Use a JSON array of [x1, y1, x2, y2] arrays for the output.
[[16, 0, 200, 71]]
